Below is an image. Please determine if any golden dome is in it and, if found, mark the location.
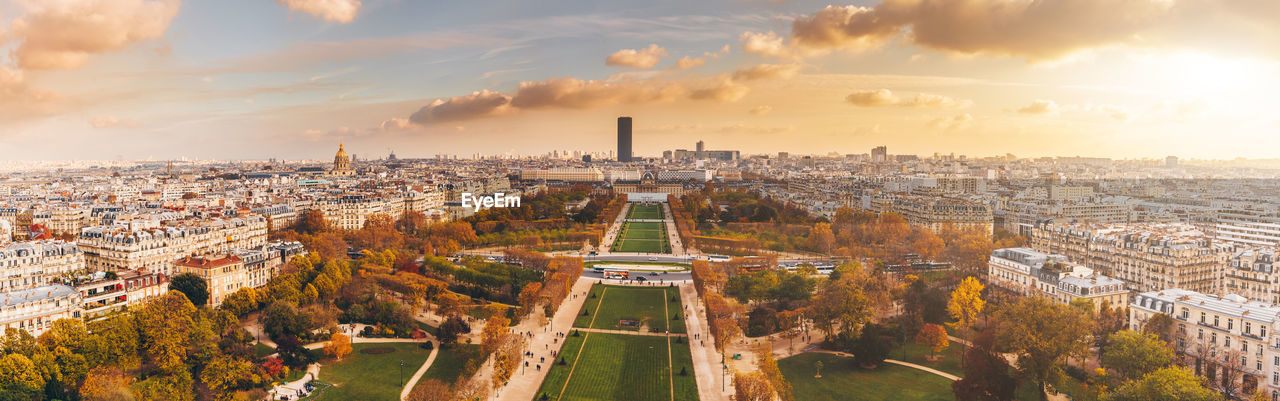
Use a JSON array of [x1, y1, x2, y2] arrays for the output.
[[335, 142, 348, 158]]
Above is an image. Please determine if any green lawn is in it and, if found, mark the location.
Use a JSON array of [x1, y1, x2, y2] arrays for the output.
[[315, 343, 432, 401], [779, 353, 955, 401], [537, 334, 587, 400], [894, 340, 965, 377], [418, 344, 483, 385], [611, 221, 671, 253], [576, 285, 684, 333], [254, 342, 276, 358], [539, 333, 693, 401], [627, 204, 665, 220], [669, 339, 698, 401]]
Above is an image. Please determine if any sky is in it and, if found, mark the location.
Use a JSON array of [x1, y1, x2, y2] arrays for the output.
[[0, 0, 1277, 161]]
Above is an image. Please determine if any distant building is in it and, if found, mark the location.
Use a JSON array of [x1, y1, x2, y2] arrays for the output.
[[696, 140, 704, 153], [330, 142, 354, 176], [1166, 155, 1178, 168], [1029, 222, 1228, 293], [617, 117, 633, 162], [0, 284, 80, 336], [871, 146, 887, 163]]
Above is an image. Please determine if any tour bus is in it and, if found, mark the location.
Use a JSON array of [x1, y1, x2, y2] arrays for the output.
[[602, 269, 630, 279], [707, 254, 731, 262]]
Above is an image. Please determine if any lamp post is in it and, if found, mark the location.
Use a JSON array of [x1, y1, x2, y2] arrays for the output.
[[721, 352, 726, 392], [399, 360, 405, 387]]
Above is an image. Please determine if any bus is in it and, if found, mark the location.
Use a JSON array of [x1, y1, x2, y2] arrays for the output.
[[602, 269, 630, 279], [707, 255, 731, 262]]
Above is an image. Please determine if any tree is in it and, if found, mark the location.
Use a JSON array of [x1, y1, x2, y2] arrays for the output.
[[406, 379, 453, 401], [0, 353, 44, 401], [324, 333, 353, 360], [952, 329, 1018, 401], [947, 276, 985, 333], [261, 301, 309, 341], [169, 273, 209, 307], [814, 360, 823, 378], [80, 366, 133, 401], [199, 355, 253, 401], [996, 297, 1093, 401], [438, 316, 471, 346], [916, 324, 950, 361], [1141, 313, 1176, 345], [135, 292, 201, 375], [297, 209, 329, 234], [806, 223, 836, 254], [219, 287, 258, 317], [850, 323, 892, 368], [1101, 330, 1173, 382], [1102, 366, 1222, 401], [733, 372, 775, 401], [481, 315, 510, 355]]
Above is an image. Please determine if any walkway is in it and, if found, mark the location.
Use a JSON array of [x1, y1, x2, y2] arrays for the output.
[[399, 340, 441, 400], [494, 277, 596, 401], [677, 281, 730, 401], [573, 327, 688, 337]]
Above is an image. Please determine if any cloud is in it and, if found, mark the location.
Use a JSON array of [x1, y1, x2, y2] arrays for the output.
[[739, 31, 799, 59], [731, 64, 801, 81], [8, 0, 182, 70], [782, 1, 1280, 61], [408, 90, 511, 124], [1017, 100, 1060, 115], [605, 44, 669, 69], [277, 0, 361, 24], [749, 105, 773, 116], [846, 89, 970, 109], [676, 56, 705, 69], [511, 77, 684, 109], [89, 116, 141, 129], [928, 113, 973, 130], [378, 117, 414, 132], [845, 89, 898, 107], [689, 76, 749, 102], [0, 66, 61, 122]]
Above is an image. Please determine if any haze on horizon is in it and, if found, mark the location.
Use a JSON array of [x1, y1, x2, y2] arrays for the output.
[[0, 0, 1277, 161]]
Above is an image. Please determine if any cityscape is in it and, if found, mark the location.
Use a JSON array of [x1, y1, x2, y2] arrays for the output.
[[1, 1, 1279, 401]]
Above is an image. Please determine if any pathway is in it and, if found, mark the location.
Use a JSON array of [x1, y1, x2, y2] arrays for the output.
[[809, 350, 960, 381], [493, 277, 596, 401], [399, 340, 441, 401], [677, 281, 729, 401]]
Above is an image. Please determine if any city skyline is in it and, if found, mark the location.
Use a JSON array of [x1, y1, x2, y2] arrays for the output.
[[0, 0, 1277, 161]]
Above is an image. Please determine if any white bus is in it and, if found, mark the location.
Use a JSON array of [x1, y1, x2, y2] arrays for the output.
[[602, 269, 630, 279]]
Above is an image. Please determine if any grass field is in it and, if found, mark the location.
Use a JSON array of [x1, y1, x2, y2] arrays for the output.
[[612, 221, 670, 253], [414, 344, 483, 387], [574, 284, 685, 333], [626, 204, 665, 220], [779, 352, 954, 401], [316, 343, 432, 401], [537, 333, 695, 401]]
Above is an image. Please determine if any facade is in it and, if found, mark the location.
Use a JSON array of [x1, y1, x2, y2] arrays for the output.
[[519, 167, 605, 182], [0, 284, 80, 336], [987, 247, 1129, 311], [77, 215, 268, 275], [1129, 289, 1280, 398], [1224, 248, 1280, 304], [331, 142, 354, 175], [314, 194, 406, 230], [1031, 222, 1229, 293], [0, 240, 85, 292], [172, 255, 245, 307], [1216, 210, 1280, 247], [872, 195, 993, 234]]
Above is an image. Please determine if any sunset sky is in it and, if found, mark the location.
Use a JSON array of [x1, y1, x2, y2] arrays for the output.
[[0, 0, 1277, 161]]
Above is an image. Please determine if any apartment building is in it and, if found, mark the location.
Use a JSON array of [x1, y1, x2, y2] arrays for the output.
[[1130, 289, 1280, 398], [1216, 209, 1280, 247], [231, 241, 304, 289], [987, 247, 1129, 311], [0, 284, 80, 336], [313, 194, 406, 230], [873, 195, 994, 234], [1224, 248, 1280, 304], [1031, 222, 1229, 293], [0, 240, 85, 292], [518, 167, 605, 182], [77, 215, 268, 275], [173, 255, 245, 307]]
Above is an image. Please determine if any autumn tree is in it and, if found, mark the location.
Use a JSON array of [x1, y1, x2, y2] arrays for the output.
[[1102, 366, 1222, 401], [916, 323, 950, 361], [169, 273, 209, 307], [438, 316, 471, 346], [324, 332, 353, 360], [1141, 313, 1176, 345], [297, 209, 329, 234], [219, 287, 258, 317], [733, 372, 775, 401], [406, 379, 452, 401], [80, 366, 133, 401], [996, 297, 1094, 401], [481, 315, 510, 356], [199, 355, 253, 401], [947, 276, 985, 334], [952, 329, 1018, 401], [1101, 330, 1173, 382], [806, 222, 836, 254], [0, 353, 44, 401]]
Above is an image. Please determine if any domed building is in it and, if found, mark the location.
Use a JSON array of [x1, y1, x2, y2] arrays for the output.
[[330, 142, 354, 176]]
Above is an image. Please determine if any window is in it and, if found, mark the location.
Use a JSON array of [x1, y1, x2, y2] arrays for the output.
[[1202, 312, 1207, 323], [1230, 319, 1235, 330], [1216, 315, 1221, 327]]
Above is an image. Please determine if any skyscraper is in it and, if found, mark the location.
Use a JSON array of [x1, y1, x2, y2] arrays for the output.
[[871, 145, 887, 163], [617, 117, 633, 162], [696, 140, 704, 153]]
